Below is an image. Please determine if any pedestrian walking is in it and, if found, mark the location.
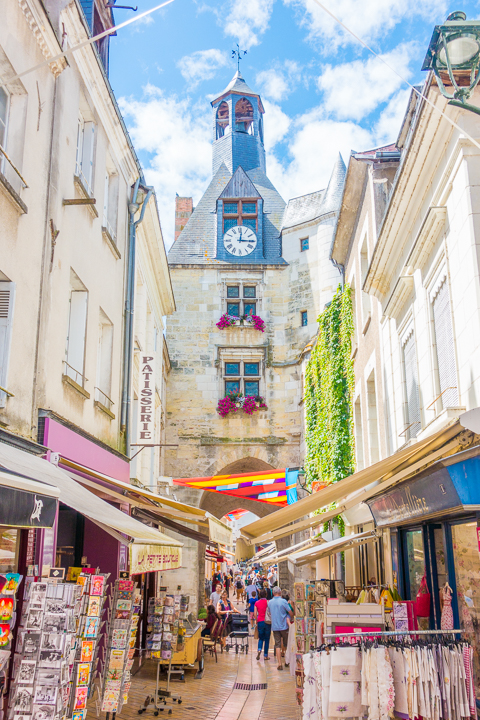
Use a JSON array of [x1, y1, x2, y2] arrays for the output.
[[216, 590, 240, 647], [245, 577, 257, 601], [254, 589, 271, 660], [225, 574, 230, 596], [268, 586, 293, 671], [210, 582, 223, 608], [248, 590, 257, 626], [235, 575, 244, 603]]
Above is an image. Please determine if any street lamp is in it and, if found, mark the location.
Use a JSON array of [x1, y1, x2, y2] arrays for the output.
[[422, 11, 480, 116]]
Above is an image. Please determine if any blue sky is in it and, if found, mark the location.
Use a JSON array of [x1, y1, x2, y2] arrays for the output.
[[109, 0, 478, 244]]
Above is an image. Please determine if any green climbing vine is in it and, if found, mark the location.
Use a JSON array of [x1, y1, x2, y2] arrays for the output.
[[304, 284, 355, 536]]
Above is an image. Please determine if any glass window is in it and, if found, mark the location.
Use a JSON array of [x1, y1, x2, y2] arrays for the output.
[[244, 302, 256, 316], [244, 287, 256, 298], [242, 202, 256, 214], [405, 528, 425, 600], [301, 311, 308, 326], [244, 381, 259, 396], [0, 528, 19, 573], [227, 286, 240, 298], [244, 362, 259, 376], [225, 362, 240, 375], [225, 380, 240, 395], [300, 238, 309, 252], [224, 202, 238, 214], [242, 217, 257, 232], [227, 303, 240, 317], [451, 521, 480, 700], [224, 217, 238, 233]]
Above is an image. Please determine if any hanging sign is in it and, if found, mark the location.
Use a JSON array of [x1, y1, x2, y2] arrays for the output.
[[129, 544, 182, 574], [0, 487, 57, 528], [137, 354, 156, 443]]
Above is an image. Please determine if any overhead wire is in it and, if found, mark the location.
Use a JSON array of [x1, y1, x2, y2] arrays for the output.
[[8, 0, 175, 83], [311, 0, 480, 152]]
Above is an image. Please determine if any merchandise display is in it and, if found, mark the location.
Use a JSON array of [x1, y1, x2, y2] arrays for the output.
[[99, 579, 140, 714], [8, 579, 82, 720], [145, 593, 189, 662]]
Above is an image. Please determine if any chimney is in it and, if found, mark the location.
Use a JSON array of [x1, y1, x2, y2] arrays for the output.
[[174, 196, 193, 241]]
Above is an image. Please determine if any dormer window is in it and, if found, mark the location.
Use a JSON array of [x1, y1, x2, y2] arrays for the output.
[[216, 102, 229, 139], [223, 199, 258, 233], [235, 98, 254, 134]]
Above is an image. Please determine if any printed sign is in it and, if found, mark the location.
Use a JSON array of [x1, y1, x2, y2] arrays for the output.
[[0, 488, 57, 528], [137, 355, 155, 443], [129, 544, 182, 574], [208, 517, 232, 546]]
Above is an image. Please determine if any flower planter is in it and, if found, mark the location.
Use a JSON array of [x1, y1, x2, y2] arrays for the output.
[[217, 394, 268, 418], [216, 314, 266, 332]]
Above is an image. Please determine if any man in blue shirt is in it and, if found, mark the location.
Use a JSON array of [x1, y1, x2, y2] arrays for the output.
[[268, 586, 293, 670]]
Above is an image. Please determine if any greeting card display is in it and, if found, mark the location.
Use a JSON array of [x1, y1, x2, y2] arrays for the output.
[[99, 579, 139, 713]]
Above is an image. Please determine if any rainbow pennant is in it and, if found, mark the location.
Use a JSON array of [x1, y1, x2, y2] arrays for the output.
[[173, 468, 298, 506]]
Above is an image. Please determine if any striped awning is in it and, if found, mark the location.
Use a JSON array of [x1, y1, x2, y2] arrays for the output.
[[173, 468, 299, 506]]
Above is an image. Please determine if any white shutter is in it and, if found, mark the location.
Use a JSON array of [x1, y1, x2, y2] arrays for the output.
[[81, 121, 95, 193], [432, 277, 458, 408], [403, 331, 421, 439], [66, 290, 88, 383], [103, 172, 109, 223], [75, 115, 84, 176], [0, 281, 15, 407]]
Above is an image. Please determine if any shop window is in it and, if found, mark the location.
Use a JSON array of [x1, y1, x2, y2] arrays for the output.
[[402, 330, 421, 439], [300, 237, 309, 252], [0, 527, 19, 573], [216, 101, 230, 139], [432, 277, 458, 409], [65, 271, 88, 387], [0, 279, 15, 408], [223, 361, 260, 397], [223, 199, 258, 233], [235, 97, 254, 134]]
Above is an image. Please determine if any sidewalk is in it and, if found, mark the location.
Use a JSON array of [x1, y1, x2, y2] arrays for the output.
[[111, 635, 298, 720]]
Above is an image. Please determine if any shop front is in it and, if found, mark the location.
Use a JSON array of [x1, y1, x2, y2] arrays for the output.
[[367, 450, 480, 706]]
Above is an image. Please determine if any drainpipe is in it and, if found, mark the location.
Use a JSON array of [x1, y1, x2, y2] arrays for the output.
[[121, 180, 154, 457]]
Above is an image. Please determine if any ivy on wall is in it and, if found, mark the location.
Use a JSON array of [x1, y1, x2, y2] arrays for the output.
[[304, 284, 355, 534]]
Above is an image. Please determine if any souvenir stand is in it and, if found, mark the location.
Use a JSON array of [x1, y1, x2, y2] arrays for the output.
[[137, 593, 193, 714], [0, 573, 23, 718]]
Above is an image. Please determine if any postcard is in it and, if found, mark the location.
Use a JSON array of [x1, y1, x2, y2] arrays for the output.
[[306, 584, 315, 602], [26, 610, 43, 631], [307, 617, 316, 634], [80, 640, 93, 663], [39, 650, 63, 668], [0, 624, 10, 647], [84, 617, 99, 638], [76, 663, 90, 686], [44, 599, 66, 614], [72, 711, 86, 720], [0, 596, 14, 622], [89, 575, 105, 597], [118, 580, 134, 592], [17, 660, 36, 684], [30, 583, 47, 603], [295, 601, 305, 618], [34, 685, 57, 705], [87, 596, 100, 617], [116, 600, 131, 611], [14, 686, 34, 712], [101, 700, 118, 713], [294, 583, 305, 601], [42, 615, 65, 634], [295, 635, 305, 653], [108, 649, 124, 669], [294, 618, 304, 635], [74, 687, 88, 710], [32, 704, 55, 720], [5, 573, 23, 595], [111, 630, 127, 649], [37, 668, 61, 686], [41, 633, 64, 653], [23, 632, 41, 656]]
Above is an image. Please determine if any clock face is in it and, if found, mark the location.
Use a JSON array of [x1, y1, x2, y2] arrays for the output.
[[223, 225, 257, 257]]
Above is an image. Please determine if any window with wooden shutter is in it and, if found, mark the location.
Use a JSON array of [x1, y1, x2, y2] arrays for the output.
[[65, 286, 88, 387], [403, 330, 421, 439], [432, 277, 458, 409], [0, 281, 15, 407]]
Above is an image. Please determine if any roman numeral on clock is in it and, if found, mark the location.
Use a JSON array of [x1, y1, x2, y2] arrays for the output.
[[227, 245, 233, 251]]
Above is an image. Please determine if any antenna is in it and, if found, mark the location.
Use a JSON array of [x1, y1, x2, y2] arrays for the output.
[[232, 43, 247, 71]]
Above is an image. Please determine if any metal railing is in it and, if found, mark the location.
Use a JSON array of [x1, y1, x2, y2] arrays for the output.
[[74, 162, 93, 197], [0, 143, 28, 190], [426, 386, 458, 410], [63, 361, 87, 388], [94, 386, 114, 411]]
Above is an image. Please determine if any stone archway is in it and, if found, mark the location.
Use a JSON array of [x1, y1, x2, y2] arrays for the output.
[[199, 457, 281, 606]]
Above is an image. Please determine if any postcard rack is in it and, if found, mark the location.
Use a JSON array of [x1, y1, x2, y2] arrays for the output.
[[137, 655, 182, 715]]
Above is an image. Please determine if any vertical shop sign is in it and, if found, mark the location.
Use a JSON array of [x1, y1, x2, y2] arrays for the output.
[[138, 355, 155, 443]]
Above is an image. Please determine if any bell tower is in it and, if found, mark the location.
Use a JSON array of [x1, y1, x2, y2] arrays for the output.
[[211, 71, 266, 176]]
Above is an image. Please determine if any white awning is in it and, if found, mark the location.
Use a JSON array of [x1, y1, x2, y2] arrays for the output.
[[0, 469, 59, 498], [289, 530, 379, 566], [0, 442, 182, 549]]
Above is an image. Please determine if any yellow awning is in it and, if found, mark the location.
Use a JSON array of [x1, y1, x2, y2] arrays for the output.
[[242, 413, 476, 544], [289, 530, 379, 566]]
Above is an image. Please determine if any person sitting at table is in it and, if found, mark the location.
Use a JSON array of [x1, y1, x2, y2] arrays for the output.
[[201, 604, 220, 637]]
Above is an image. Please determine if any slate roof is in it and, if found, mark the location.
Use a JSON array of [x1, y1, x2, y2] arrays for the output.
[[211, 71, 263, 110], [168, 163, 287, 265], [282, 154, 346, 231]]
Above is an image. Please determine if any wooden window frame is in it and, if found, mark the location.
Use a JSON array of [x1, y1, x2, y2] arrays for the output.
[[223, 360, 261, 397], [223, 198, 258, 233]]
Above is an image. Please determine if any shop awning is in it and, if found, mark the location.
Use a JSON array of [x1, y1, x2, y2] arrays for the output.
[[0, 442, 183, 552], [242, 412, 478, 544], [0, 468, 59, 528], [289, 530, 379, 566]]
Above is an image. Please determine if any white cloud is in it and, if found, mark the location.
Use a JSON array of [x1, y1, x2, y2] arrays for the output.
[[223, 0, 275, 49], [262, 99, 292, 151], [177, 49, 229, 89], [119, 85, 212, 248], [318, 43, 414, 121], [374, 88, 411, 145], [256, 61, 302, 101], [285, 0, 446, 49]]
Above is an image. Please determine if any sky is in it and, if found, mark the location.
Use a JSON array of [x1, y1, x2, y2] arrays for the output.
[[108, 0, 478, 246]]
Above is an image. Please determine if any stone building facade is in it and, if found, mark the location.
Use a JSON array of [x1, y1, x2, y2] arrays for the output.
[[164, 71, 345, 606]]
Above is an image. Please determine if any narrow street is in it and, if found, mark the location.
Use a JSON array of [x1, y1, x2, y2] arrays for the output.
[[117, 636, 297, 720]]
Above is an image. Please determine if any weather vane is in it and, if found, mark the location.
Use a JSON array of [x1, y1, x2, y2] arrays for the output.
[[232, 44, 247, 71]]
